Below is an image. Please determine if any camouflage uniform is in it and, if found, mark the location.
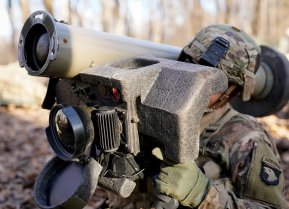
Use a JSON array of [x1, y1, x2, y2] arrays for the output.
[[198, 104, 288, 209]]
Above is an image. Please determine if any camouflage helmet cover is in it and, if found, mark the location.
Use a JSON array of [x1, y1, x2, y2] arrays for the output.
[[181, 24, 261, 101]]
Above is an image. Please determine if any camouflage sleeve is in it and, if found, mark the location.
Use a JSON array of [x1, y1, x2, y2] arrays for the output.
[[199, 115, 288, 209], [198, 179, 273, 209]]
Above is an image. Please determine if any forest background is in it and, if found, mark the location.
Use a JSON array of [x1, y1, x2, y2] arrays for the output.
[[1, 0, 289, 208], [1, 0, 289, 64]]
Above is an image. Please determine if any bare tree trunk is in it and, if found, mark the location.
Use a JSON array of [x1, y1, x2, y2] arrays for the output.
[[194, 0, 203, 32], [68, 0, 83, 26], [278, 0, 289, 41], [124, 2, 132, 36], [101, 0, 111, 32], [112, 0, 120, 20], [224, 0, 233, 24], [68, 0, 72, 24], [259, 0, 269, 41], [112, 0, 121, 33], [76, 0, 83, 27], [148, 0, 162, 42], [6, 0, 17, 61], [232, 1, 241, 27], [148, 7, 154, 40], [7, 0, 16, 47], [183, 0, 193, 42], [215, 0, 222, 23], [159, 0, 166, 43], [251, 0, 261, 36], [269, 0, 280, 43], [44, 0, 53, 15], [19, 0, 30, 23]]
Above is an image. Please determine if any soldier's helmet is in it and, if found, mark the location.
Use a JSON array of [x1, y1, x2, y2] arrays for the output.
[[179, 24, 261, 101]]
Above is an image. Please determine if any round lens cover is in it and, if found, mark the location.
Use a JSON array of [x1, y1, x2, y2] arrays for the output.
[[34, 157, 102, 209]]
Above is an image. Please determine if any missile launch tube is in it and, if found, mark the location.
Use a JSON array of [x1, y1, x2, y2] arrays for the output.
[[18, 11, 181, 78], [18, 11, 277, 102]]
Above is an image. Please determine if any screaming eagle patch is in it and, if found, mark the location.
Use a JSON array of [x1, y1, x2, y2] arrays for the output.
[[260, 157, 282, 185]]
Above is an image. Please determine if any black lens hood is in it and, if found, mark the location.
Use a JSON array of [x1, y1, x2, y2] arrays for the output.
[[46, 104, 87, 160]]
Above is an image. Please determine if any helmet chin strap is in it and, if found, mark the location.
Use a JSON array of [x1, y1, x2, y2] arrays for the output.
[[207, 84, 239, 111]]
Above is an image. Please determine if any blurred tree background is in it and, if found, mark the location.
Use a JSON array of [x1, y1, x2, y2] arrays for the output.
[[1, 1, 289, 208], [1, 0, 289, 65]]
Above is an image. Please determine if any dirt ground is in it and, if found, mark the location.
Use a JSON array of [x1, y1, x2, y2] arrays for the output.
[[0, 105, 288, 209], [0, 106, 109, 209]]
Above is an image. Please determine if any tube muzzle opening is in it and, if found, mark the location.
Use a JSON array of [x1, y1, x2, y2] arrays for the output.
[[18, 10, 57, 76]]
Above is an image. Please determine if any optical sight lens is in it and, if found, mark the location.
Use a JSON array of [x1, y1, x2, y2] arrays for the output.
[[54, 109, 75, 153], [46, 105, 95, 161]]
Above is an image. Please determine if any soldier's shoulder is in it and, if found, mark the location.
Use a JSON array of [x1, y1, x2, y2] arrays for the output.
[[223, 110, 264, 133], [214, 109, 272, 146]]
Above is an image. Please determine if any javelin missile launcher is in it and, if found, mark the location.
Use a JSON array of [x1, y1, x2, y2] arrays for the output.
[[18, 10, 289, 209]]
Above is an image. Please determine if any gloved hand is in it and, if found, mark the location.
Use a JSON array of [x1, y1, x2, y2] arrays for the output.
[[152, 148, 210, 208]]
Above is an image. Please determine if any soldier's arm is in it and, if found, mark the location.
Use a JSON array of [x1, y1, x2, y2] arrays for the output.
[[199, 180, 273, 209], [200, 116, 288, 209]]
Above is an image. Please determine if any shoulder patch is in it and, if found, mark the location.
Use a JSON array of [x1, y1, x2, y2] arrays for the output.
[[260, 157, 282, 185]]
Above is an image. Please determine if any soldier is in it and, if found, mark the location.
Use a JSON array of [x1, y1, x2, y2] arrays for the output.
[[153, 24, 288, 208], [107, 24, 288, 209]]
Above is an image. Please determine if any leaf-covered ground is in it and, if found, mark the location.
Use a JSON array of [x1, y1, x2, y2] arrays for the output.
[[0, 106, 110, 209]]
